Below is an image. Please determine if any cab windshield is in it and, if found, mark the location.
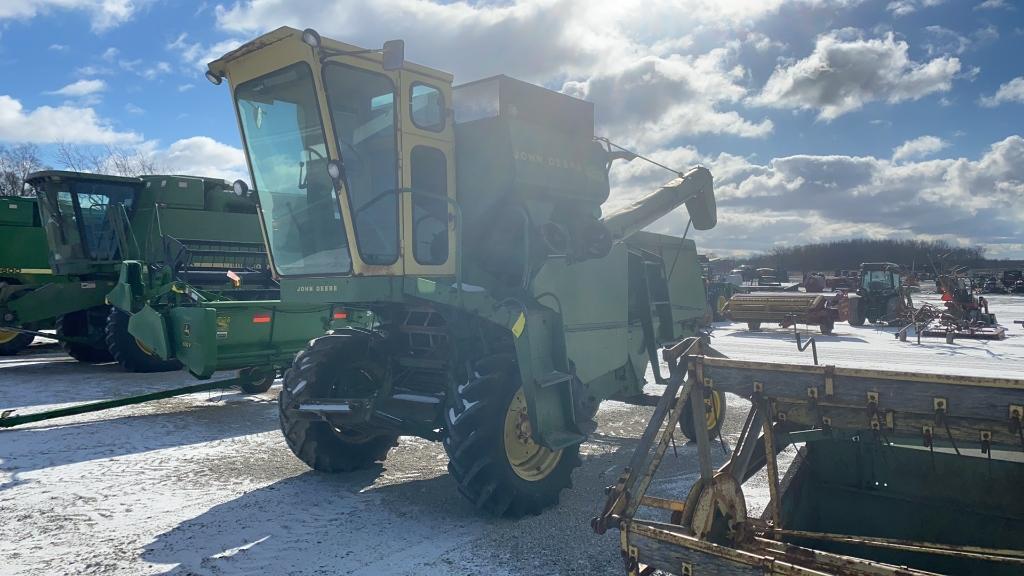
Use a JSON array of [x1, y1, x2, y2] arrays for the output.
[[322, 63, 399, 266], [236, 62, 351, 276]]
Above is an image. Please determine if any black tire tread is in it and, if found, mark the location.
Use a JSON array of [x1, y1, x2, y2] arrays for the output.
[[56, 308, 114, 363], [0, 331, 34, 356], [278, 332, 398, 473], [443, 353, 582, 518], [105, 308, 182, 373]]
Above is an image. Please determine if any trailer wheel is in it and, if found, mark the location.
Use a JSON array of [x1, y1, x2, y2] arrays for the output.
[[0, 329, 34, 356], [56, 307, 114, 363], [746, 321, 761, 331], [279, 331, 398, 472], [444, 353, 582, 517], [678, 389, 726, 442], [239, 367, 275, 394], [105, 309, 182, 373], [820, 320, 834, 335]]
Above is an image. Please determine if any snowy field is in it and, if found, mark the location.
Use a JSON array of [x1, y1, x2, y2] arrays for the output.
[[1, 287, 1022, 575]]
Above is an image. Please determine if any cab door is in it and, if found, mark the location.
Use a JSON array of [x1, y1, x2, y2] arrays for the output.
[[397, 72, 457, 277]]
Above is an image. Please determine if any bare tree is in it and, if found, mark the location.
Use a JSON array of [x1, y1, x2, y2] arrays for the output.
[[0, 143, 44, 196], [55, 142, 161, 177]]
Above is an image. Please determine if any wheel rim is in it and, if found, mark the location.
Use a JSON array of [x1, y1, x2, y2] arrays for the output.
[[704, 391, 722, 431], [134, 337, 156, 356], [0, 329, 18, 345], [503, 388, 562, 481]]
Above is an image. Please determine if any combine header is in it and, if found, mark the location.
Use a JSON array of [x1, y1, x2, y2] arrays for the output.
[[722, 291, 850, 335], [594, 339, 1024, 576]]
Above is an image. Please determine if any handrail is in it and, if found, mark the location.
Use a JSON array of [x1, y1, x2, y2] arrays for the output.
[[788, 315, 818, 365]]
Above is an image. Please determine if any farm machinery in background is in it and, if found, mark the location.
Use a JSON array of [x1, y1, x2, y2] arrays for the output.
[[848, 262, 912, 326], [699, 255, 745, 321], [897, 272, 1005, 342], [0, 170, 331, 386], [594, 339, 1024, 576], [721, 291, 850, 335]]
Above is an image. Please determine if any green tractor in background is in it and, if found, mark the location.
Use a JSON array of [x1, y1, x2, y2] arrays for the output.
[[0, 196, 54, 355], [162, 27, 721, 516], [848, 262, 911, 326]]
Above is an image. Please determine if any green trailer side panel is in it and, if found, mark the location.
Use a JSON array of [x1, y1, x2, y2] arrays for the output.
[[156, 302, 331, 378], [0, 198, 51, 274], [7, 278, 113, 324]]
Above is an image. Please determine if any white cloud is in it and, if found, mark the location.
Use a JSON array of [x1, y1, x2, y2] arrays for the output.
[[979, 76, 1024, 107], [46, 78, 107, 97], [76, 65, 113, 76], [146, 136, 247, 182], [975, 0, 1011, 9], [604, 135, 1024, 256], [0, 0, 139, 32], [886, 0, 945, 16], [168, 32, 243, 69], [124, 103, 144, 115], [141, 61, 172, 80], [178, 83, 195, 92], [0, 95, 139, 144], [49, 43, 68, 51], [892, 135, 948, 162], [101, 47, 119, 61], [751, 30, 960, 120]]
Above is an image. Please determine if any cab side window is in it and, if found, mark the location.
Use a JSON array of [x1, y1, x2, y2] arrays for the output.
[[410, 146, 448, 265], [410, 83, 445, 132]]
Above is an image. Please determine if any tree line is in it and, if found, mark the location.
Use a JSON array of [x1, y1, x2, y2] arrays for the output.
[[712, 238, 1000, 274], [0, 143, 159, 196]]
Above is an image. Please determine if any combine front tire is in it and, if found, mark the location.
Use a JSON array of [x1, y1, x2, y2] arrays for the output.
[[848, 301, 866, 326], [678, 389, 726, 442], [56, 307, 114, 363], [0, 329, 34, 355], [278, 332, 398, 472], [105, 309, 182, 373], [444, 354, 582, 517]]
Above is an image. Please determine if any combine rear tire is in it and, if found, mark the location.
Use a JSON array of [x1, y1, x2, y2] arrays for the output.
[[444, 354, 582, 517], [0, 329, 34, 355], [279, 332, 398, 472], [105, 309, 182, 373], [678, 389, 726, 442], [848, 301, 866, 326], [56, 307, 113, 363]]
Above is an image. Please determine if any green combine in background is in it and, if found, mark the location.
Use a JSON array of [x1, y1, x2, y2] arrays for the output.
[[0, 171, 330, 388]]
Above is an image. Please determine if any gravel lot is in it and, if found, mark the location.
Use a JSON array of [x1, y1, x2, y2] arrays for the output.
[[1, 289, 1021, 575]]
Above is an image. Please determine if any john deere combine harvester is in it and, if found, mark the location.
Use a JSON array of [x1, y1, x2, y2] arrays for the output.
[[104, 26, 722, 516], [0, 170, 331, 384]]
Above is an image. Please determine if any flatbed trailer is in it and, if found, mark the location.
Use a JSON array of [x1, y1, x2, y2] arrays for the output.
[[594, 338, 1024, 576]]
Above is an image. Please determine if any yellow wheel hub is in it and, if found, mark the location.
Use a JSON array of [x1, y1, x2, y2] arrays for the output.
[[134, 337, 156, 356], [0, 329, 18, 345], [716, 295, 727, 314], [503, 388, 562, 481], [704, 391, 722, 431]]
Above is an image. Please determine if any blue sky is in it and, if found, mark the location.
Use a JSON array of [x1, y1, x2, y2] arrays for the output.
[[0, 0, 1021, 256]]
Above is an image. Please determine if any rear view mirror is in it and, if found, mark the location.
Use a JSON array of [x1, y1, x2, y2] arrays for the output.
[[382, 40, 404, 70]]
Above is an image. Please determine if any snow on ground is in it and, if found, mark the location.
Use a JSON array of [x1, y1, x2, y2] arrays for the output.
[[1, 286, 1022, 575]]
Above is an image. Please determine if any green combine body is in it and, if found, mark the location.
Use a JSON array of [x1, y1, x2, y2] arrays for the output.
[[0, 196, 54, 354], [132, 26, 719, 516]]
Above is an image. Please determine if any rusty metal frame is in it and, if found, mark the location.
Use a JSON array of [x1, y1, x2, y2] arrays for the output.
[[593, 341, 1024, 576]]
